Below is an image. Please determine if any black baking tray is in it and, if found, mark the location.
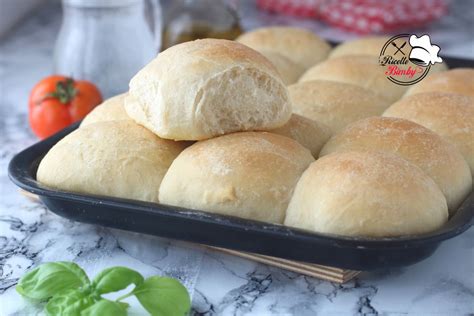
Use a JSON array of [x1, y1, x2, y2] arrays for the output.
[[8, 56, 474, 271]]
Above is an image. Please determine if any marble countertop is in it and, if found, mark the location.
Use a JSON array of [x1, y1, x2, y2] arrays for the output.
[[1, 2, 473, 315]]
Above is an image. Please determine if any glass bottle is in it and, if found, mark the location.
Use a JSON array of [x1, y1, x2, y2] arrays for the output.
[[54, 0, 161, 98], [162, 0, 242, 50]]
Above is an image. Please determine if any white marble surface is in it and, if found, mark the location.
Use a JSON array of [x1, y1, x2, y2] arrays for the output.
[[0, 2, 474, 315]]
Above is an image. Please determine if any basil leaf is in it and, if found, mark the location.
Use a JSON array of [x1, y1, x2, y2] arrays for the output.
[[81, 299, 127, 316], [16, 262, 90, 301], [45, 289, 96, 316], [91, 266, 144, 294], [133, 276, 191, 316], [116, 301, 130, 310]]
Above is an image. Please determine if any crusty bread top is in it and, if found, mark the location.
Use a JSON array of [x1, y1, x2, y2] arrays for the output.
[[159, 131, 314, 223], [299, 55, 408, 102], [384, 92, 474, 138], [269, 114, 332, 157], [320, 116, 472, 212], [329, 36, 391, 58], [37, 121, 188, 202], [284, 150, 448, 237], [383, 92, 474, 174], [258, 50, 305, 85], [81, 93, 130, 127], [288, 80, 390, 133], [145, 38, 280, 78], [179, 132, 314, 174], [405, 68, 474, 97], [236, 26, 331, 69]]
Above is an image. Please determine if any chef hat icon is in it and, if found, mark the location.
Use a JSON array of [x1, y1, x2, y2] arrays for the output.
[[409, 35, 443, 66]]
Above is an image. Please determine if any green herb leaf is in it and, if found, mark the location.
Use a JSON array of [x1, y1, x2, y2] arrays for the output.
[[45, 288, 96, 316], [81, 299, 127, 316], [91, 266, 144, 295], [116, 301, 130, 310], [132, 276, 191, 316], [16, 262, 90, 301]]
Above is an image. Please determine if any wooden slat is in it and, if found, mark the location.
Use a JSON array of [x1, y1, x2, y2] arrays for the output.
[[20, 190, 41, 202], [213, 247, 360, 284]]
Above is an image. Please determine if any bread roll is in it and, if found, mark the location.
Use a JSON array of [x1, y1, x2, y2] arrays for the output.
[[320, 117, 472, 212], [159, 132, 314, 223], [125, 39, 291, 141], [81, 93, 130, 127], [37, 121, 187, 202], [383, 92, 474, 175], [288, 80, 390, 133], [269, 114, 332, 157], [329, 36, 391, 59], [405, 68, 474, 98], [236, 26, 331, 69], [299, 56, 407, 103], [259, 50, 305, 85], [285, 151, 448, 237]]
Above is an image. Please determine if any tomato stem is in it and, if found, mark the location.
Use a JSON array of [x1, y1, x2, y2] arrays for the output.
[[44, 78, 77, 104]]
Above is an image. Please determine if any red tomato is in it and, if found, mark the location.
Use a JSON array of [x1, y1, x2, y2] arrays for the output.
[[29, 76, 102, 139]]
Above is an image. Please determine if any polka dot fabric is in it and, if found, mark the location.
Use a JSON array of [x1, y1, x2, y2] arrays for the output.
[[256, 0, 448, 34], [257, 0, 322, 18]]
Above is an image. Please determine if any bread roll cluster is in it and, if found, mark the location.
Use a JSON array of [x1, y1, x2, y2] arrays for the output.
[[38, 28, 473, 238]]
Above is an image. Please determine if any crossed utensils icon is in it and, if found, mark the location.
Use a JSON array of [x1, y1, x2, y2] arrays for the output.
[[391, 41, 407, 55]]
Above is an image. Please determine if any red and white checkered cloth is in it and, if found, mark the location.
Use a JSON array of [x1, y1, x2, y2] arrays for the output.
[[256, 0, 448, 34]]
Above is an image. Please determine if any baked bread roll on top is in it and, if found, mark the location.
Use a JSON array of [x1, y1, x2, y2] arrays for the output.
[[320, 117, 472, 212], [405, 68, 474, 98], [288, 80, 390, 133], [269, 114, 332, 157], [285, 151, 448, 237], [159, 132, 314, 224], [299, 56, 408, 103], [81, 93, 130, 127], [384, 92, 474, 175], [236, 26, 331, 69], [37, 121, 187, 202], [125, 39, 291, 141]]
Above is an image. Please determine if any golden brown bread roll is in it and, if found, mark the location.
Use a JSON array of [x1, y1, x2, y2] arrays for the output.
[[284, 151, 448, 237], [320, 117, 472, 212], [236, 26, 331, 69], [81, 93, 130, 127], [288, 80, 390, 133], [125, 39, 291, 141], [405, 68, 474, 98], [269, 114, 332, 157], [37, 121, 187, 202], [159, 132, 314, 223], [383, 92, 474, 175], [299, 56, 408, 103]]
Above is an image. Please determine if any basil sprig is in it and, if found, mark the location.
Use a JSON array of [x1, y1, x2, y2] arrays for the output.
[[16, 262, 90, 301], [16, 262, 191, 316]]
